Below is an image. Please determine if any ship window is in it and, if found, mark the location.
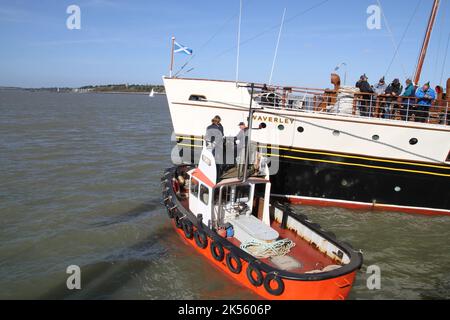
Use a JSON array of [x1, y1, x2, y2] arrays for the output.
[[332, 130, 340, 136], [297, 126, 304, 133], [200, 184, 209, 205], [190, 178, 199, 197], [409, 138, 418, 145], [278, 125, 285, 131], [372, 135, 379, 141], [189, 94, 207, 101]]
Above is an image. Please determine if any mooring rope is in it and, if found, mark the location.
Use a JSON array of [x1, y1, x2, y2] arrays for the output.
[[240, 238, 296, 259]]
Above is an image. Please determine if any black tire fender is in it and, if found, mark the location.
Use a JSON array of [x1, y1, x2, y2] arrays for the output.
[[194, 229, 208, 249], [174, 215, 183, 229], [263, 273, 285, 296], [246, 263, 263, 287], [210, 241, 224, 262], [182, 220, 193, 239], [226, 252, 242, 274]]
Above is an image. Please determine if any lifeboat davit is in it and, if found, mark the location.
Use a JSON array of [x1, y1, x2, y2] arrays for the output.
[[161, 147, 363, 300]]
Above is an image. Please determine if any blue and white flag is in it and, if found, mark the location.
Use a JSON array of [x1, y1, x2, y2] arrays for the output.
[[174, 41, 193, 55]]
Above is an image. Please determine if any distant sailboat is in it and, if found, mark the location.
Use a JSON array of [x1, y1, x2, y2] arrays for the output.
[[149, 88, 155, 97]]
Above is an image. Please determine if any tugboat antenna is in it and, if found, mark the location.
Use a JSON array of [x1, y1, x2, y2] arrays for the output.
[[414, 0, 440, 85], [242, 83, 255, 182]]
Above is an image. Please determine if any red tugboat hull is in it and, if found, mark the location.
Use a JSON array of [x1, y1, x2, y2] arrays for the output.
[[171, 219, 358, 300]]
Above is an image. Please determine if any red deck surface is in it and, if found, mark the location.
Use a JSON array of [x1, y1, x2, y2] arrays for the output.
[[227, 220, 338, 274]]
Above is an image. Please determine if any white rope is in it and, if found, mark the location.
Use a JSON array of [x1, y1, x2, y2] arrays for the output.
[[240, 238, 296, 259]]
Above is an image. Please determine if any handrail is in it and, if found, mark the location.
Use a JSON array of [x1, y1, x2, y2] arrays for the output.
[[252, 85, 450, 126]]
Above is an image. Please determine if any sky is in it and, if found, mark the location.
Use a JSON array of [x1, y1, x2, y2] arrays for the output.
[[0, 0, 449, 88]]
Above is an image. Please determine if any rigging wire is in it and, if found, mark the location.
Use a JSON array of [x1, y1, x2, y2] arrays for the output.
[[384, 0, 423, 79], [439, 32, 450, 86], [269, 8, 287, 85], [236, 0, 243, 84], [174, 13, 238, 77], [433, 0, 447, 83], [377, 0, 409, 79], [210, 0, 330, 60]]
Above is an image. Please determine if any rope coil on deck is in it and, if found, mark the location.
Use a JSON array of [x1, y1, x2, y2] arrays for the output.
[[240, 239, 296, 259]]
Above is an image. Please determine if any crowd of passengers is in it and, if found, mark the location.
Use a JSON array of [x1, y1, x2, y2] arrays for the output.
[[354, 74, 445, 123], [258, 75, 449, 124]]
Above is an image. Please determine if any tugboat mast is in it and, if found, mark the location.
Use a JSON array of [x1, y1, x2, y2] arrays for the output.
[[414, 0, 440, 85], [242, 83, 255, 183]]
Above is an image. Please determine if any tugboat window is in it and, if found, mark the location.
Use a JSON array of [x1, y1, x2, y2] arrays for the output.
[[189, 95, 207, 101], [409, 138, 418, 145], [200, 184, 209, 205], [190, 178, 199, 197]]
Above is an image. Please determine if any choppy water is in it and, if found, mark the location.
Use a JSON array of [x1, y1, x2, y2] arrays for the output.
[[0, 90, 449, 300]]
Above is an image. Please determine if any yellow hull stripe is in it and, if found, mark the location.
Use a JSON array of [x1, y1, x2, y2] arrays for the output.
[[175, 142, 450, 177], [175, 134, 449, 170]]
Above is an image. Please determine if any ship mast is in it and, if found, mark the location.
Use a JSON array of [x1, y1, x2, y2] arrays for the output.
[[414, 0, 440, 85]]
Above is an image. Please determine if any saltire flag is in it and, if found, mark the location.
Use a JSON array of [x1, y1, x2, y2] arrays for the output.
[[174, 41, 193, 55]]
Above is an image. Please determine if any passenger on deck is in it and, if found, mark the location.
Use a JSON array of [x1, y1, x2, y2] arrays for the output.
[[355, 74, 374, 117], [414, 82, 436, 123], [205, 116, 225, 174], [399, 79, 416, 120], [373, 77, 387, 95], [235, 122, 248, 165], [383, 78, 403, 119]]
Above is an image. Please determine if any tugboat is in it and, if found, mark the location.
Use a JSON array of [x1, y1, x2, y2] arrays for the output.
[[161, 86, 363, 300]]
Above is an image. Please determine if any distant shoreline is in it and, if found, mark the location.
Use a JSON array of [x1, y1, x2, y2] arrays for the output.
[[0, 84, 166, 95]]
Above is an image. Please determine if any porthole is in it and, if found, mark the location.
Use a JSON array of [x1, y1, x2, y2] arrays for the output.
[[259, 122, 267, 129], [297, 126, 304, 133], [372, 135, 379, 141], [188, 94, 206, 101], [409, 138, 418, 145], [394, 186, 401, 192], [278, 125, 285, 131], [332, 130, 340, 137]]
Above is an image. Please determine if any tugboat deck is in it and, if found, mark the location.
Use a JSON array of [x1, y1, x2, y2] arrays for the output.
[[178, 193, 339, 274], [227, 220, 340, 274]]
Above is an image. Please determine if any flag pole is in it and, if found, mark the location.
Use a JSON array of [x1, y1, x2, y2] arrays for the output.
[[170, 36, 175, 78]]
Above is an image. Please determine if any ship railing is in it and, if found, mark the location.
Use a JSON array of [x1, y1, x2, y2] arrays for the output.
[[251, 84, 449, 126]]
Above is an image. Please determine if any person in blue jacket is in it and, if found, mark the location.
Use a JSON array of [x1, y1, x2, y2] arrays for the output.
[[414, 82, 436, 122]]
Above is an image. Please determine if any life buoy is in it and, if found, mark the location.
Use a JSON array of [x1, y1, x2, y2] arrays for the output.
[[182, 220, 193, 239], [194, 229, 208, 249], [226, 252, 242, 274], [263, 273, 284, 296], [246, 263, 263, 287], [210, 241, 224, 261]]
